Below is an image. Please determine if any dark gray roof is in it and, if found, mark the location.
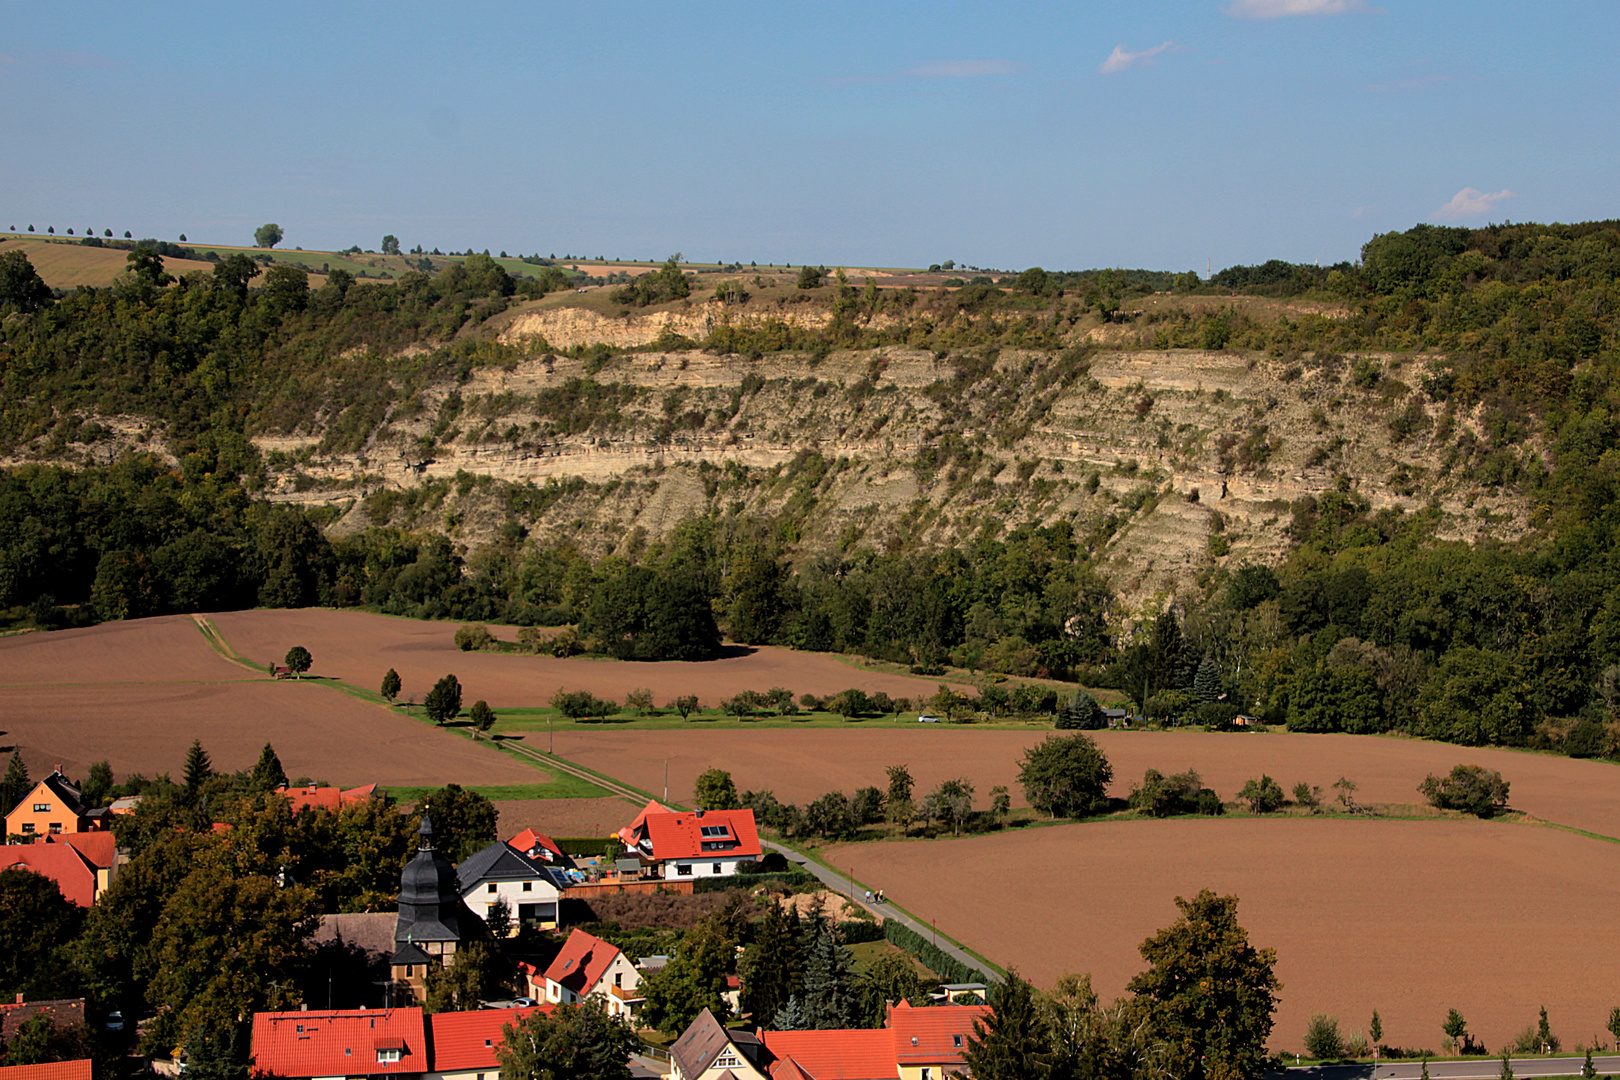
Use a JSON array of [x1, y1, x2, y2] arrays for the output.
[[395, 814, 462, 946], [455, 842, 565, 892], [669, 1010, 764, 1080], [38, 772, 88, 818], [390, 942, 432, 967]]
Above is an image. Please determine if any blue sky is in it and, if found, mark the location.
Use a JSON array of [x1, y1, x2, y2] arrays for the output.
[[2, 1, 1615, 272]]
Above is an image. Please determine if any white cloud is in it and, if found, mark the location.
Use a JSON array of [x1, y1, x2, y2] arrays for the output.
[[1225, 0, 1381, 18], [1098, 41, 1175, 75], [903, 59, 1016, 79], [1433, 187, 1516, 221]]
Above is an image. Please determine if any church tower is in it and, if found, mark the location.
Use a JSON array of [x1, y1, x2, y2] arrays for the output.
[[390, 814, 463, 1003]]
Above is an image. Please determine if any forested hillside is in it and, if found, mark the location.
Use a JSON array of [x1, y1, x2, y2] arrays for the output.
[[2, 221, 1619, 756]]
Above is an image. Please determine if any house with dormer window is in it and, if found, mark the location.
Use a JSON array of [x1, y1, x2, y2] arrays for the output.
[[618, 805, 761, 881], [541, 929, 643, 1017]]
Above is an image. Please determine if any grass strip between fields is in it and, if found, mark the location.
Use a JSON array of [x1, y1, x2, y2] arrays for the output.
[[192, 618, 616, 800]]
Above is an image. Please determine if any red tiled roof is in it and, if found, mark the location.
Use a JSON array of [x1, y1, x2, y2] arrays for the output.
[[644, 809, 760, 862], [278, 784, 378, 814], [251, 1008, 426, 1078], [0, 1059, 92, 1080], [616, 799, 671, 846], [49, 832, 115, 870], [426, 1005, 553, 1071], [543, 929, 623, 996], [763, 1029, 893, 1079], [889, 1000, 988, 1064], [507, 828, 565, 864], [0, 845, 96, 907]]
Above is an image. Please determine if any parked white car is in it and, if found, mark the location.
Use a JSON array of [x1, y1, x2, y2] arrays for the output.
[[917, 713, 941, 723]]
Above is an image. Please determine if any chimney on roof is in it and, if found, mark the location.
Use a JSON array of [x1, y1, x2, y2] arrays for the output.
[[301, 1004, 308, 1011], [14, 994, 22, 1004], [694, 809, 704, 818]]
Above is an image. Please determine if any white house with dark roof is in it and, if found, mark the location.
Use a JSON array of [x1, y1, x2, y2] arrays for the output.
[[454, 840, 566, 932]]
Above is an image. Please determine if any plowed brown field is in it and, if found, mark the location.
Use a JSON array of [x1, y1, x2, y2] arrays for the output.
[[0, 615, 540, 789], [492, 797, 637, 840], [829, 819, 1620, 1055], [546, 727, 1620, 839], [206, 608, 960, 707]]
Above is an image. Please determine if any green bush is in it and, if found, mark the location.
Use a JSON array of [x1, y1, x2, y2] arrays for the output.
[[882, 918, 992, 985]]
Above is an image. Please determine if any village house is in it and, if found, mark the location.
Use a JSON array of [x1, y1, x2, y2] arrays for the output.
[[4, 770, 104, 839], [541, 929, 643, 1018], [506, 828, 568, 867], [454, 839, 566, 933], [250, 1007, 427, 1080], [666, 1001, 988, 1080], [665, 1009, 770, 1080], [618, 802, 761, 881], [0, 832, 117, 907], [250, 1004, 554, 1080], [422, 1005, 553, 1080], [278, 783, 379, 814]]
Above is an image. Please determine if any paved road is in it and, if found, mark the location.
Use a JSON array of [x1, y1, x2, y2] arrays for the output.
[[761, 839, 1004, 986], [1270, 1056, 1620, 1080]]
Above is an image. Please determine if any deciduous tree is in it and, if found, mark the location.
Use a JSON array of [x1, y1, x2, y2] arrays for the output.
[[1126, 890, 1280, 1080], [693, 768, 741, 811], [380, 668, 401, 702], [1018, 733, 1112, 818], [496, 999, 637, 1080], [254, 223, 284, 249], [425, 673, 463, 725], [284, 645, 312, 678]]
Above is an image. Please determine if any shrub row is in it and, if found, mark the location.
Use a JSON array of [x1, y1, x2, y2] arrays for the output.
[[883, 918, 993, 986]]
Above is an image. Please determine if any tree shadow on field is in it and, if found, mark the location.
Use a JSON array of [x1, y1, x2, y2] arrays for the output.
[[713, 644, 757, 660]]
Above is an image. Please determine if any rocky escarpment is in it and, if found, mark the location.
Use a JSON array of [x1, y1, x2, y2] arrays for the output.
[[222, 337, 1532, 618]]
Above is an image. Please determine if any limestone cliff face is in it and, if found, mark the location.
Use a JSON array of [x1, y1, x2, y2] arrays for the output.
[[233, 341, 1531, 617]]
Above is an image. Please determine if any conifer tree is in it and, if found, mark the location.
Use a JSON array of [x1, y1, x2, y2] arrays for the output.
[[1194, 655, 1223, 702], [2, 753, 30, 814], [770, 995, 807, 1032], [183, 740, 213, 793], [380, 668, 402, 702], [963, 970, 1053, 1079], [799, 915, 859, 1030], [248, 743, 287, 793], [740, 903, 802, 1025]]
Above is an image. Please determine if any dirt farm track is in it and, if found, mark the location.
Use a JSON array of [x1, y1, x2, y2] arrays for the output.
[[830, 818, 1620, 1056]]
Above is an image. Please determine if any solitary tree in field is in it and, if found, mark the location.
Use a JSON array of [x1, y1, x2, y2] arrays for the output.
[[424, 674, 463, 726], [381, 235, 400, 255], [625, 688, 655, 715], [673, 694, 699, 721], [380, 668, 401, 702], [1444, 1009, 1469, 1052], [284, 646, 312, 679], [468, 700, 496, 738], [254, 223, 284, 249]]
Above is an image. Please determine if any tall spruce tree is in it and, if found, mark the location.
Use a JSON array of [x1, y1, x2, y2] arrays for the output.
[[963, 970, 1053, 1080], [2, 753, 30, 814], [248, 743, 287, 793], [798, 915, 859, 1030], [183, 740, 213, 793], [740, 903, 802, 1025], [770, 995, 807, 1032], [1194, 655, 1223, 702]]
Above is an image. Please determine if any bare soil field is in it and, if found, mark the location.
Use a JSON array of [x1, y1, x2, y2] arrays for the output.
[[0, 615, 543, 789], [491, 797, 637, 840], [546, 727, 1620, 839], [0, 617, 247, 685], [4, 680, 541, 789], [206, 608, 960, 708], [829, 819, 1620, 1054]]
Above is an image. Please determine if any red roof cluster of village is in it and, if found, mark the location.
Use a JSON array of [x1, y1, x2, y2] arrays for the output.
[[250, 1005, 554, 1078]]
